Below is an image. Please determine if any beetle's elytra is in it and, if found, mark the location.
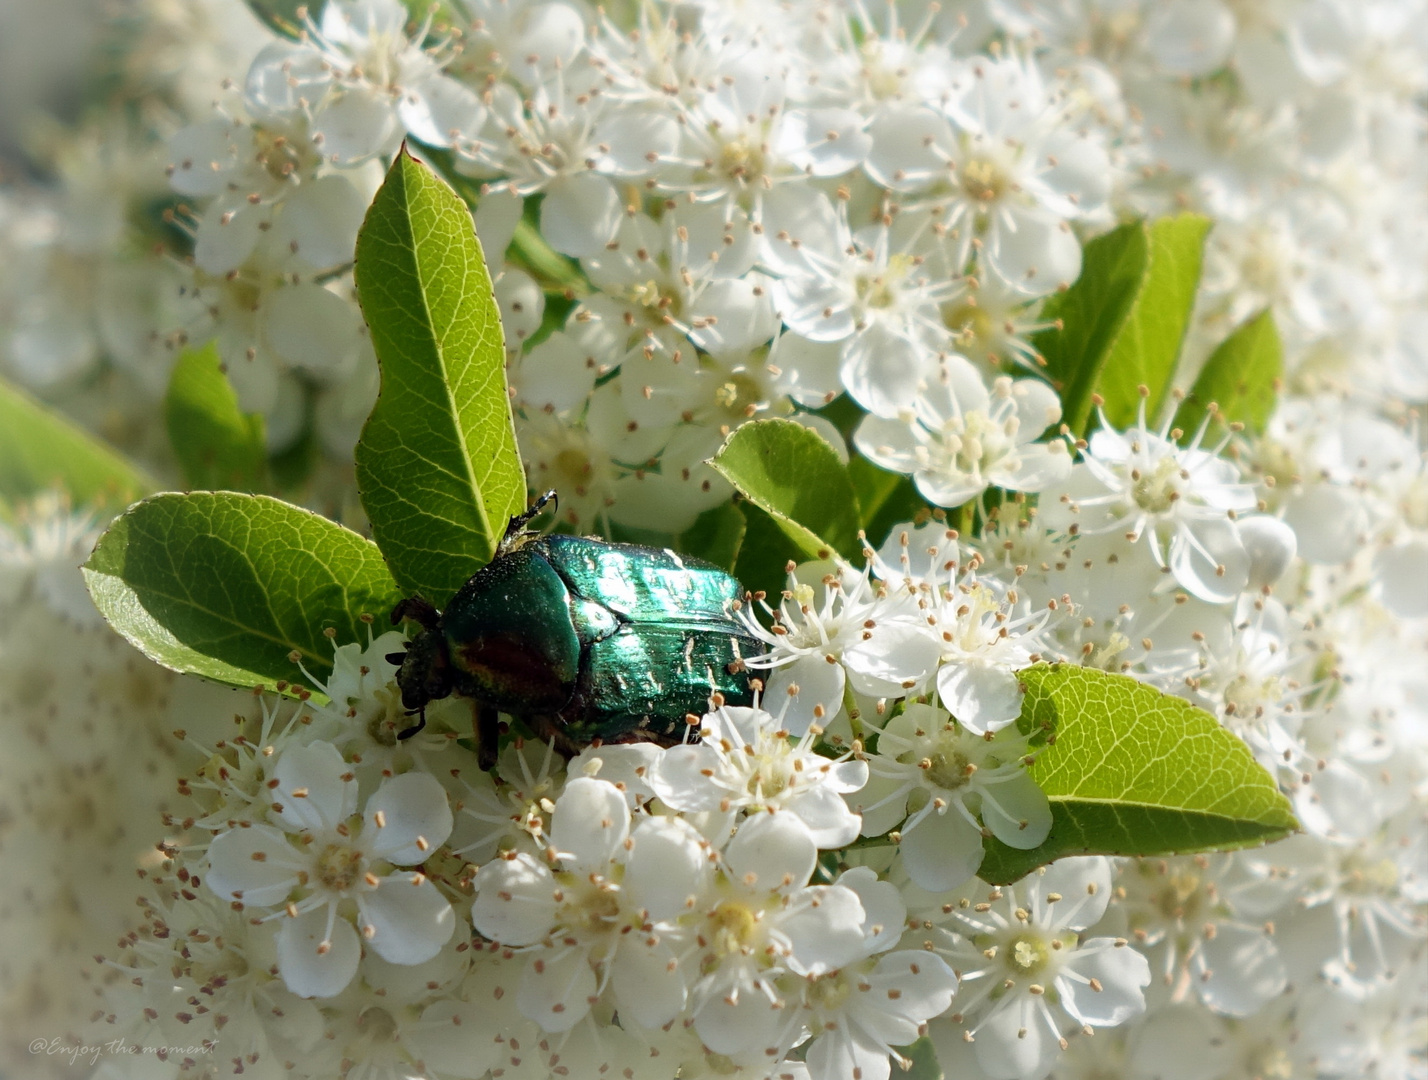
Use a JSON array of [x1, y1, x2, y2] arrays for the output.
[[388, 492, 758, 767]]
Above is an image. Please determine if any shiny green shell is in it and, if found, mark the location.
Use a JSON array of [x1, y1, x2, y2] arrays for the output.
[[441, 534, 757, 744]]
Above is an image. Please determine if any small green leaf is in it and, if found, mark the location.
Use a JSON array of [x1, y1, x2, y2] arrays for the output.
[[354, 147, 526, 609], [849, 455, 928, 551], [978, 664, 1298, 883], [1174, 309, 1283, 440], [241, 0, 305, 37], [896, 1038, 943, 1080], [83, 492, 403, 696], [1033, 222, 1150, 436], [0, 376, 155, 511], [710, 419, 862, 562], [1096, 213, 1211, 430], [165, 342, 268, 491], [678, 501, 746, 572], [734, 501, 804, 596]]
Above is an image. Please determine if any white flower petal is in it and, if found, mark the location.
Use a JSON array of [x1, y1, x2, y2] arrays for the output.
[[517, 947, 596, 1032], [357, 872, 456, 964], [784, 784, 865, 849], [975, 992, 1061, 1080], [541, 173, 621, 257], [1169, 517, 1250, 603], [899, 806, 985, 892], [1191, 923, 1286, 1016], [471, 852, 558, 946], [937, 659, 1023, 733], [551, 777, 630, 873], [980, 770, 1052, 851], [724, 811, 816, 893], [648, 743, 735, 813], [694, 986, 784, 1056], [1057, 939, 1150, 1026], [205, 823, 302, 907], [837, 867, 907, 953], [277, 908, 361, 999], [269, 741, 356, 834], [625, 815, 713, 922], [609, 935, 687, 1029]]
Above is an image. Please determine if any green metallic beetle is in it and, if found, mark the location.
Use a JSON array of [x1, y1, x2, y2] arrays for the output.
[[388, 492, 758, 766]]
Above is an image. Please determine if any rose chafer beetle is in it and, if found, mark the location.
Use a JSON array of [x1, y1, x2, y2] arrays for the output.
[[388, 492, 758, 766]]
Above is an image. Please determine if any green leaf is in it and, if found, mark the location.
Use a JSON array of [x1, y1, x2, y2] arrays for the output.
[[978, 664, 1298, 883], [83, 492, 403, 696], [1095, 213, 1211, 430], [734, 501, 804, 596], [165, 342, 268, 491], [710, 419, 862, 562], [677, 501, 746, 572], [1173, 309, 1283, 441], [0, 376, 155, 511], [241, 0, 304, 37], [1033, 222, 1149, 436], [849, 455, 928, 551], [896, 1038, 943, 1080], [354, 147, 526, 609]]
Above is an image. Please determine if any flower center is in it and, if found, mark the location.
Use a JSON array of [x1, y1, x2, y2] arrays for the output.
[[314, 843, 364, 892], [924, 743, 974, 791], [356, 1005, 400, 1042], [717, 135, 766, 185], [1130, 455, 1182, 515], [1005, 932, 1052, 976], [943, 300, 996, 349], [1341, 854, 1398, 896], [745, 739, 795, 799], [961, 158, 1007, 203], [1152, 869, 1205, 922], [561, 876, 624, 934], [364, 686, 405, 746], [806, 970, 855, 1012], [710, 370, 766, 423], [1244, 1044, 1294, 1080], [708, 900, 762, 958]]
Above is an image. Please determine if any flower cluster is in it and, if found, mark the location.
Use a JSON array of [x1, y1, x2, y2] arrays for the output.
[[0, 0, 1425, 1078]]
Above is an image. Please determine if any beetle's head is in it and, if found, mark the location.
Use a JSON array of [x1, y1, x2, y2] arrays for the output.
[[388, 597, 454, 733]]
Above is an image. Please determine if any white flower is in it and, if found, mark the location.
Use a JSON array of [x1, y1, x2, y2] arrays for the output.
[[874, 519, 1060, 734], [1110, 854, 1288, 1017], [648, 703, 868, 848], [1040, 407, 1259, 603], [855, 354, 1070, 507], [205, 741, 456, 998], [246, 0, 483, 164], [470, 777, 705, 1032], [686, 811, 869, 1061], [771, 216, 961, 418], [735, 566, 942, 736], [923, 858, 1152, 1080], [856, 703, 1051, 891], [865, 52, 1111, 294], [798, 867, 960, 1080]]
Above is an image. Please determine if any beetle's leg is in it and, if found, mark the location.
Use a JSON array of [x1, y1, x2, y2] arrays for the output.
[[391, 595, 441, 630], [475, 703, 501, 771], [498, 490, 559, 554], [397, 706, 427, 740]]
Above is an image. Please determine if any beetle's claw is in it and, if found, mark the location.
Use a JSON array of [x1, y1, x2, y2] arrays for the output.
[[385, 651, 407, 666], [499, 490, 559, 554], [397, 706, 427, 740], [391, 596, 441, 631]]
